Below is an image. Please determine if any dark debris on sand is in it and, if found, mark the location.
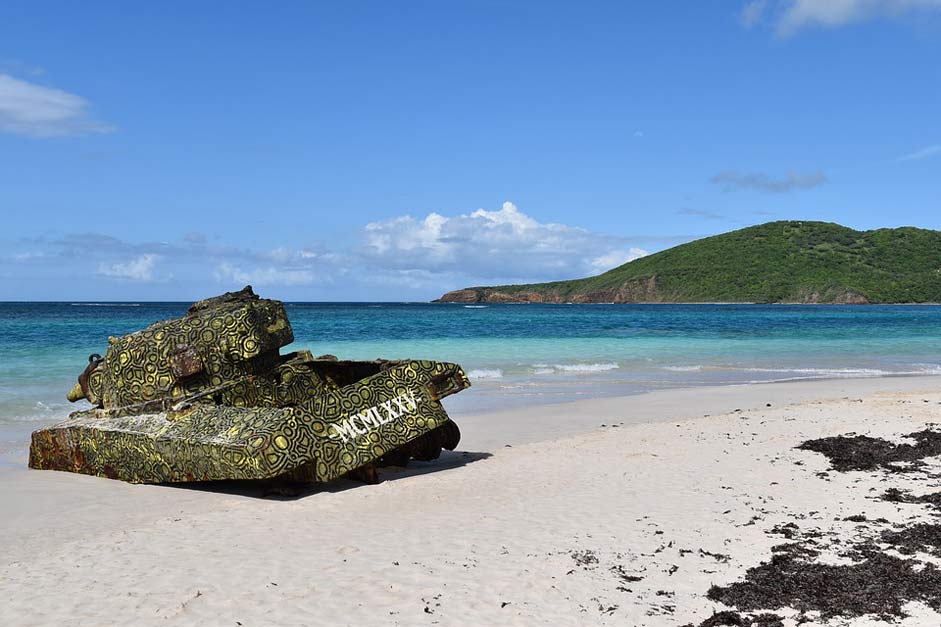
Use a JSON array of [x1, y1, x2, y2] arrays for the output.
[[682, 428, 941, 627], [797, 429, 941, 473], [706, 546, 941, 620], [570, 549, 599, 569], [881, 523, 941, 557], [767, 523, 799, 539], [681, 610, 784, 627], [881, 487, 941, 512]]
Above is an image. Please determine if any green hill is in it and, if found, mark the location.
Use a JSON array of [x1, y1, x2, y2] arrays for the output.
[[435, 221, 941, 304]]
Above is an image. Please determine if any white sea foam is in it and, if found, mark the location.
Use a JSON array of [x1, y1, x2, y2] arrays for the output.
[[463, 305, 488, 309], [910, 364, 941, 375], [0, 400, 73, 425], [740, 365, 941, 378], [661, 364, 941, 379], [467, 369, 504, 380], [555, 363, 620, 372], [743, 367, 893, 377], [532, 363, 620, 374]]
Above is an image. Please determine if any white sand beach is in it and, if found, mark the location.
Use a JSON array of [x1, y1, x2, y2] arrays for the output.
[[2, 375, 941, 626]]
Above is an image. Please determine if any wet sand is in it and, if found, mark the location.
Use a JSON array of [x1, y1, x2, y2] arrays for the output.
[[2, 375, 940, 626]]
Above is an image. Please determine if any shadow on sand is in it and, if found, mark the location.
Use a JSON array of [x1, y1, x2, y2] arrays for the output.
[[162, 449, 493, 500]]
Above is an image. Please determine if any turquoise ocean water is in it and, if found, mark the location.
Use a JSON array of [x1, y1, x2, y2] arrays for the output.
[[2, 302, 941, 457]]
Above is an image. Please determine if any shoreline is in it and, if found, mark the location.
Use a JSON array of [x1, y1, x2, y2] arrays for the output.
[[452, 373, 941, 450], [3, 375, 941, 624], [3, 373, 940, 467], [3, 373, 940, 468]]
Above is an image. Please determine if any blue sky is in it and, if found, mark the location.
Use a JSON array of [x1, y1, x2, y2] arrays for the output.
[[1, 1, 939, 300]]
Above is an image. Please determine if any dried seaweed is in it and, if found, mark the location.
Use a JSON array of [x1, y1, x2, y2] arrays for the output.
[[569, 549, 599, 569], [881, 487, 941, 512], [692, 610, 747, 626], [686, 429, 941, 625], [768, 523, 799, 539], [683, 610, 784, 627], [881, 523, 941, 557], [798, 430, 941, 473], [707, 549, 941, 620]]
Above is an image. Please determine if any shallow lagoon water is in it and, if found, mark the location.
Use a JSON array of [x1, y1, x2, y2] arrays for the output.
[[2, 302, 940, 451]]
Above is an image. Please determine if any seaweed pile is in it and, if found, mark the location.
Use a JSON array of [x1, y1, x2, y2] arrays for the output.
[[707, 542, 941, 620], [691, 611, 785, 627], [881, 487, 941, 512], [685, 428, 941, 626], [796, 428, 941, 473]]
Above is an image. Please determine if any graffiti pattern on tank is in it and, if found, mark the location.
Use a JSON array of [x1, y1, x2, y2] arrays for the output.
[[28, 287, 470, 484], [30, 360, 467, 483]]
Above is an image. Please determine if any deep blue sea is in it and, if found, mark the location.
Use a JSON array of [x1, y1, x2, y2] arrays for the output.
[[3, 302, 941, 455]]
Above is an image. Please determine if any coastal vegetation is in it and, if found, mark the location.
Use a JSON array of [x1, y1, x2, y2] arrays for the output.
[[436, 221, 941, 304]]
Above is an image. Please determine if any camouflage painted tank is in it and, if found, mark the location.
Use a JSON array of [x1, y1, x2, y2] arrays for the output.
[[29, 287, 470, 484]]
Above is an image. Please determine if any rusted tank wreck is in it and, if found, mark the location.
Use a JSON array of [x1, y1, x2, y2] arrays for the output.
[[29, 287, 470, 484]]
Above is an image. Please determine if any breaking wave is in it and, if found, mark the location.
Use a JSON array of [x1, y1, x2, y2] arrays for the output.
[[661, 364, 941, 378], [532, 363, 620, 374], [0, 401, 73, 425], [467, 369, 504, 380], [742, 366, 941, 378], [743, 367, 887, 377]]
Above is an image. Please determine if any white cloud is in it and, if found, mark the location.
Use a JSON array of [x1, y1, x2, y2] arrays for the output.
[[759, 0, 941, 35], [0, 59, 45, 77], [710, 170, 827, 193], [0, 73, 111, 137], [96, 254, 161, 281], [359, 268, 456, 290], [199, 203, 657, 292], [677, 208, 730, 220], [898, 144, 941, 161], [740, 0, 768, 26], [12, 202, 686, 298], [588, 249, 649, 274], [360, 201, 650, 281], [213, 262, 316, 287], [13, 251, 45, 262]]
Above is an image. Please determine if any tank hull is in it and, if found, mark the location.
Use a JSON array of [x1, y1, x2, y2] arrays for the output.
[[31, 359, 468, 484]]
